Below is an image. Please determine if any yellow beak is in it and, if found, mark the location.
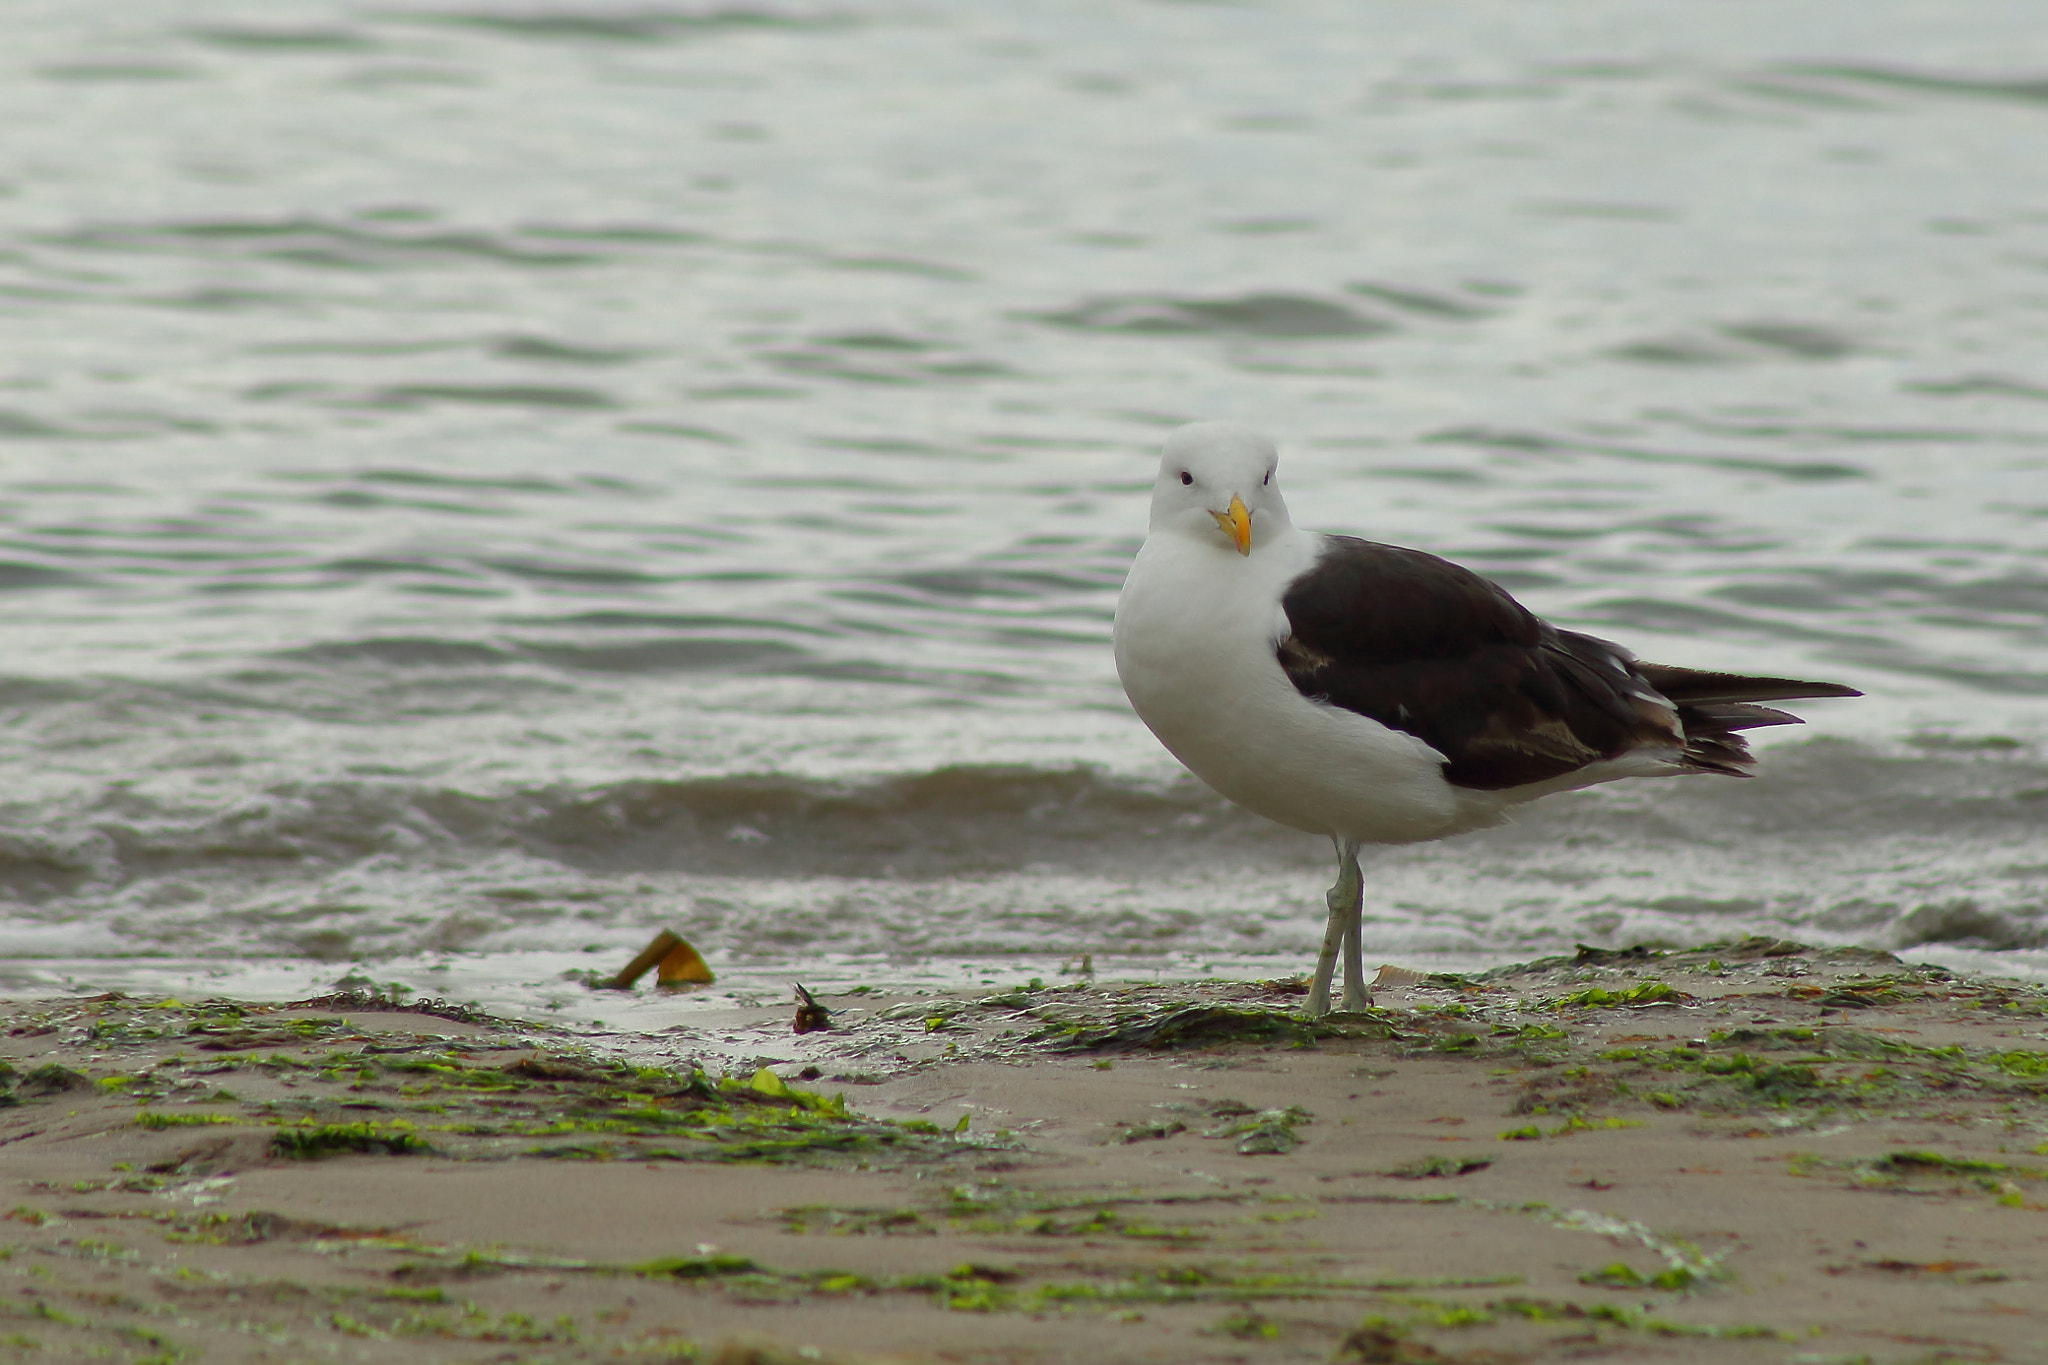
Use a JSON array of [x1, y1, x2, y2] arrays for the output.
[[1211, 495, 1252, 556]]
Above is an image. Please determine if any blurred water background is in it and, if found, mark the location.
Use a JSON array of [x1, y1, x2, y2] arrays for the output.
[[2, 0, 2046, 1018]]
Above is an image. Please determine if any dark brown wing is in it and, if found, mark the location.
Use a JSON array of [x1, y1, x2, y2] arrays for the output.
[[1275, 537, 1858, 791]]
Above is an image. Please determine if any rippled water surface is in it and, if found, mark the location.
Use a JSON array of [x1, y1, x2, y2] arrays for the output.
[[3, 0, 2046, 1010]]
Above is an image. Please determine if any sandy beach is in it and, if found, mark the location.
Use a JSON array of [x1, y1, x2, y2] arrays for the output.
[[4, 940, 2046, 1364]]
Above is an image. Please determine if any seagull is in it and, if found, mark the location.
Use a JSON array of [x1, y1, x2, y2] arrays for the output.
[[1113, 421, 1859, 1017]]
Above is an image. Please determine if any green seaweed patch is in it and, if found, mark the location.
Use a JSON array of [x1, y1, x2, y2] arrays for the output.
[[922, 1263, 1019, 1312], [948, 1264, 1520, 1313], [375, 1306, 577, 1344], [1579, 1260, 1703, 1291], [161, 1210, 375, 1245], [1589, 1025, 2048, 1115], [779, 1205, 936, 1236], [1790, 1149, 2044, 1201], [189, 1017, 351, 1051], [1547, 1115, 1643, 1137], [1384, 1156, 1492, 1179], [613, 1253, 1517, 1314], [271, 1122, 431, 1159], [1989, 1049, 2048, 1078], [1357, 1296, 1780, 1340], [783, 1182, 1325, 1252], [377, 1054, 531, 1092], [1498, 1114, 1644, 1139], [1704, 1026, 1817, 1050], [135, 1111, 238, 1129], [633, 1253, 762, 1279], [508, 1070, 978, 1166], [1969, 987, 2048, 1018], [1541, 982, 1685, 1011], [1049, 1005, 1334, 1052], [16, 1063, 90, 1097], [54, 1173, 176, 1195], [1496, 1022, 1566, 1042], [1815, 981, 1913, 1009], [1207, 1104, 1313, 1155], [1118, 1117, 1188, 1143], [84, 1015, 180, 1046], [934, 1182, 1223, 1243], [1208, 1310, 1280, 1339], [1880, 1150, 2039, 1178], [723, 1066, 853, 1116], [1005, 1207, 1202, 1242]]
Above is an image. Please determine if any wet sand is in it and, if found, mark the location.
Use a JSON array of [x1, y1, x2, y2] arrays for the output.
[[4, 940, 2047, 1363]]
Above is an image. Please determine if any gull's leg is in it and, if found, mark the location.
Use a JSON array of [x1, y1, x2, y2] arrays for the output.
[[1307, 839, 1363, 1017], [1336, 840, 1371, 1012]]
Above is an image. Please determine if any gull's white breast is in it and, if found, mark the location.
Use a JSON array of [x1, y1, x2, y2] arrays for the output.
[[1113, 527, 1474, 845]]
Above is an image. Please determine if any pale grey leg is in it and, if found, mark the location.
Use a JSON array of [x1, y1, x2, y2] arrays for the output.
[[1307, 839, 1363, 1017], [1338, 844, 1372, 1011]]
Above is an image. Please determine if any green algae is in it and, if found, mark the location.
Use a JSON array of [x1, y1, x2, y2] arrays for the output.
[[270, 1122, 431, 1159], [779, 1205, 935, 1236], [633, 1254, 762, 1279], [477, 1240, 1535, 1317], [1008, 1208, 1201, 1243], [1880, 1150, 2041, 1178], [1210, 1104, 1313, 1154], [1989, 1049, 2048, 1078], [1208, 1309, 1280, 1339], [33, 1017, 990, 1170], [1545, 1115, 1643, 1137], [1354, 1294, 1781, 1341], [1816, 982, 1914, 1009], [376, 1055, 528, 1091], [1579, 1260, 1703, 1291], [134, 1111, 238, 1129], [1498, 1022, 1566, 1042], [1048, 1004, 1331, 1051], [1117, 1116, 1188, 1142], [918, 1263, 1522, 1314], [782, 1180, 1297, 1248], [16, 1063, 90, 1097], [1572, 1023, 2048, 1117], [943, 1183, 1217, 1242], [1542, 981, 1685, 1010], [1786, 1148, 2042, 1210], [1384, 1156, 1491, 1179], [510, 1074, 969, 1165]]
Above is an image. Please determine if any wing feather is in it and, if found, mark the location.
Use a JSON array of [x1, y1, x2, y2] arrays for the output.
[[1275, 537, 1856, 791]]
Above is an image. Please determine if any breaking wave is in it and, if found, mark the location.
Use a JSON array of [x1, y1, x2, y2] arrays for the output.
[[0, 741, 2041, 966]]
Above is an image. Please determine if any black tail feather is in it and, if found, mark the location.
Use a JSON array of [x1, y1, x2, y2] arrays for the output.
[[1638, 663, 1861, 706], [1650, 667, 1857, 777], [1688, 701, 1804, 732]]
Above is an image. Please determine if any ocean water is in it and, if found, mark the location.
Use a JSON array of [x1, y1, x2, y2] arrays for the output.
[[3, 0, 2046, 1016]]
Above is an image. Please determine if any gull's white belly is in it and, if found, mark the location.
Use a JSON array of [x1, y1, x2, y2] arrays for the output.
[[1114, 534, 1472, 845]]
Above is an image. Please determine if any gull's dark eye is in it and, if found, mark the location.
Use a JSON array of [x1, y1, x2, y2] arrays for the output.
[[1179, 471, 1192, 486], [1263, 470, 1271, 485]]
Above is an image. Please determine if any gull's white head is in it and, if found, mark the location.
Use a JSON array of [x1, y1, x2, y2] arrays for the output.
[[1149, 421, 1293, 555]]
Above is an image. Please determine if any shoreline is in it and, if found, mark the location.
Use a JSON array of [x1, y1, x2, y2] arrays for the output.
[[4, 939, 2047, 1363]]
